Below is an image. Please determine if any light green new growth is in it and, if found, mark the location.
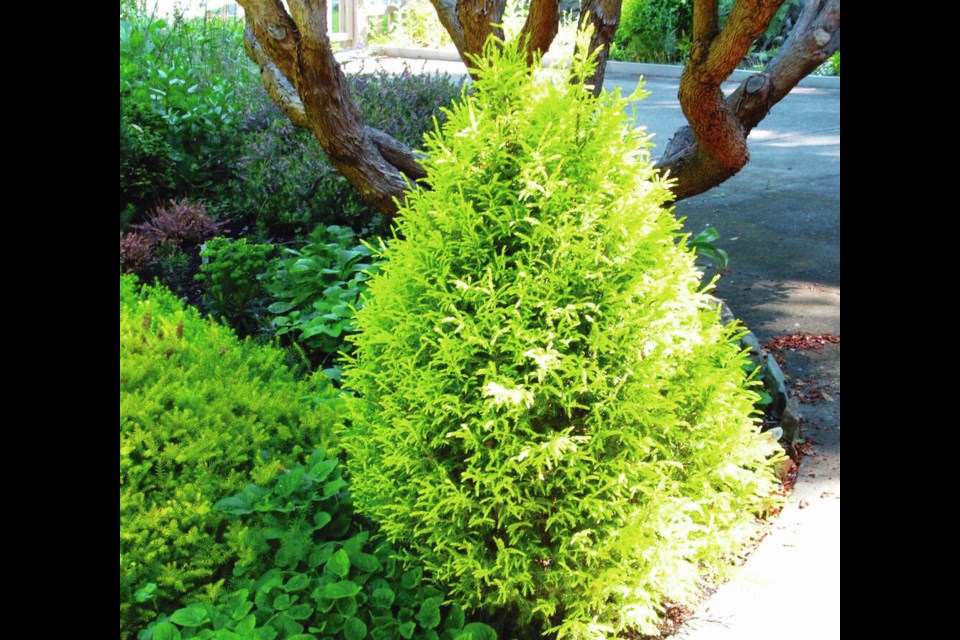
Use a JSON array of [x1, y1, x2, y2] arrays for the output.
[[342, 32, 782, 639]]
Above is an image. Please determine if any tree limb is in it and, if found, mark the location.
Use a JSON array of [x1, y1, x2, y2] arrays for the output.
[[678, 0, 783, 171], [427, 0, 470, 59], [238, 0, 427, 215], [519, 0, 560, 63], [576, 0, 623, 94], [693, 0, 719, 41], [457, 0, 508, 57], [659, 0, 840, 200], [243, 22, 310, 128]]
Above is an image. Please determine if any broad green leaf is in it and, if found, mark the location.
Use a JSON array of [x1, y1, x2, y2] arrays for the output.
[[327, 548, 351, 578], [313, 511, 333, 529], [415, 597, 442, 630], [370, 587, 395, 610], [152, 622, 182, 640], [276, 466, 307, 498], [267, 301, 296, 314], [456, 623, 496, 640], [343, 617, 367, 640], [400, 568, 422, 590], [285, 573, 311, 592], [445, 605, 465, 631], [336, 594, 358, 617], [309, 543, 335, 569], [235, 615, 257, 634], [309, 458, 339, 482], [321, 580, 362, 599], [352, 552, 382, 573], [399, 621, 416, 640], [323, 478, 349, 498], [287, 603, 314, 620], [273, 593, 292, 611], [215, 496, 253, 515], [343, 531, 370, 556], [169, 604, 209, 627]]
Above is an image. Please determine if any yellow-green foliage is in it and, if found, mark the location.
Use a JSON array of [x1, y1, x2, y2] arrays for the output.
[[120, 274, 338, 638], [341, 35, 783, 639]]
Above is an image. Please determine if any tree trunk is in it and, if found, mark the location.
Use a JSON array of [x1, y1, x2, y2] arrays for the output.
[[576, 0, 623, 94], [658, 0, 840, 200], [237, 0, 425, 215], [238, 0, 839, 214]]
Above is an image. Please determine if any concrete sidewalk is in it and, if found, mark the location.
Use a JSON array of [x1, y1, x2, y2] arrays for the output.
[[345, 52, 841, 640]]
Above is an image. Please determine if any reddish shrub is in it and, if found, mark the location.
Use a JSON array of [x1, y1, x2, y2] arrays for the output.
[[133, 199, 223, 248]]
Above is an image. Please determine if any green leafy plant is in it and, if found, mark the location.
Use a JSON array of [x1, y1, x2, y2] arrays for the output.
[[120, 275, 340, 638], [688, 226, 729, 271], [196, 237, 277, 335], [267, 225, 379, 365], [341, 33, 784, 639], [140, 450, 497, 640], [120, 100, 177, 220], [119, 10, 258, 202], [612, 0, 693, 64]]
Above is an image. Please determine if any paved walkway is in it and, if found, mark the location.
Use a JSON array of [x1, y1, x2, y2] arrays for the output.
[[345, 52, 841, 640]]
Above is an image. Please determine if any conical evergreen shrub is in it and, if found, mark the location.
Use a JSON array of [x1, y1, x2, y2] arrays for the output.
[[341, 33, 783, 639]]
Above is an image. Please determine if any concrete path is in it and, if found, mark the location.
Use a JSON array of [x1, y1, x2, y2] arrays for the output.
[[344, 52, 841, 640]]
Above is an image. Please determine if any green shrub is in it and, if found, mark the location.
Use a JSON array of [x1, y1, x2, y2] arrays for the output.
[[612, 0, 693, 64], [196, 237, 277, 335], [120, 275, 340, 638], [267, 224, 379, 367], [142, 450, 497, 640], [119, 11, 257, 207], [340, 35, 783, 639], [120, 101, 177, 220]]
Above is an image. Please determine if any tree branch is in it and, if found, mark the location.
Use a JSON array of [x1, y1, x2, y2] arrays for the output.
[[519, 0, 560, 63], [677, 0, 783, 170], [239, 0, 428, 215], [427, 0, 470, 59], [576, 0, 623, 95], [659, 0, 840, 200], [243, 23, 310, 128], [693, 0, 719, 41], [457, 0, 507, 56]]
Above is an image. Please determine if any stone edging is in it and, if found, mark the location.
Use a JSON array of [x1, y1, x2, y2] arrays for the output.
[[714, 298, 801, 457]]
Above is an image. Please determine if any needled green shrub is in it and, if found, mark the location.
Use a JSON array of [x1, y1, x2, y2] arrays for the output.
[[141, 450, 496, 640], [120, 275, 340, 638], [341, 34, 783, 640], [196, 237, 277, 336]]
